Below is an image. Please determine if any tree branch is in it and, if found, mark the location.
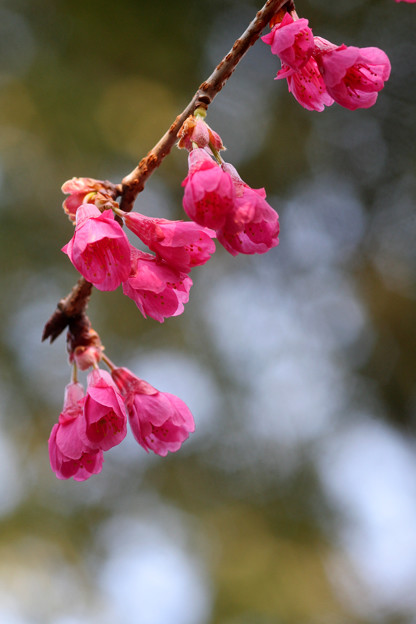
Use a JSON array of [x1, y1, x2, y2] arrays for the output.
[[43, 0, 289, 342], [42, 277, 93, 343]]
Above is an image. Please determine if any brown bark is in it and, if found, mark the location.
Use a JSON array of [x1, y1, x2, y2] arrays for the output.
[[42, 278, 93, 343]]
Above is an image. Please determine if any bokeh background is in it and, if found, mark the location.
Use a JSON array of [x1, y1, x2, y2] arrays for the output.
[[1, 0, 416, 622]]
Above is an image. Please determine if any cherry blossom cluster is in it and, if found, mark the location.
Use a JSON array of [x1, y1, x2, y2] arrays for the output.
[[262, 10, 391, 111], [179, 111, 279, 255], [49, 320, 194, 480], [46, 1, 398, 482], [62, 184, 212, 323], [51, 113, 279, 479], [61, 114, 279, 324], [50, 368, 195, 481]]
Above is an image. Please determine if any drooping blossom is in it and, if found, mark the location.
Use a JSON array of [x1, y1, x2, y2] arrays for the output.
[[178, 114, 225, 151], [61, 177, 119, 223], [276, 57, 334, 112], [122, 211, 216, 273], [182, 149, 279, 256], [261, 12, 314, 70], [48, 382, 104, 481], [122, 246, 192, 322], [62, 204, 131, 291], [217, 163, 280, 255], [82, 368, 127, 451], [182, 148, 235, 230], [314, 38, 391, 110], [111, 367, 195, 456]]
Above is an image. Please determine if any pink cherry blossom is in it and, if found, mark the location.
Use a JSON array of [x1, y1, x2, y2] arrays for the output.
[[395, 1, 416, 3], [61, 177, 118, 223], [111, 367, 195, 456], [67, 320, 103, 371], [48, 382, 103, 481], [217, 163, 280, 255], [62, 203, 131, 291], [122, 211, 216, 273], [182, 148, 235, 230], [178, 115, 225, 151], [261, 13, 314, 70], [82, 368, 127, 451], [122, 247, 192, 322], [314, 38, 391, 110], [276, 57, 334, 111]]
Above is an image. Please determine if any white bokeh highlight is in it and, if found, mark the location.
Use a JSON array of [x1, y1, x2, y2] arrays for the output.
[[98, 505, 212, 624]]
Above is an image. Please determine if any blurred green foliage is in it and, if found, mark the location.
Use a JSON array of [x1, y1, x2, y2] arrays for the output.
[[0, 1, 416, 623]]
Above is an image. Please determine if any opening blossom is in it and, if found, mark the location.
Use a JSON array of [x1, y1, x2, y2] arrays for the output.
[[276, 57, 334, 111], [182, 148, 235, 230], [62, 204, 131, 291], [81, 368, 127, 451], [48, 382, 104, 481], [122, 246, 192, 322], [122, 211, 216, 273], [261, 12, 314, 70], [218, 163, 280, 255], [112, 367, 195, 456], [313, 38, 391, 110]]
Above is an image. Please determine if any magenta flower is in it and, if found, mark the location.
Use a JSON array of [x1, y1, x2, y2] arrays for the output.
[[62, 204, 131, 291], [61, 177, 118, 223], [276, 57, 334, 112], [48, 382, 104, 481], [181, 150, 278, 256], [178, 115, 225, 151], [112, 367, 195, 456], [395, 1, 416, 3], [82, 368, 127, 451], [314, 38, 391, 110], [182, 148, 235, 230], [122, 247, 192, 322], [261, 13, 314, 70], [123, 211, 216, 273], [217, 163, 279, 255]]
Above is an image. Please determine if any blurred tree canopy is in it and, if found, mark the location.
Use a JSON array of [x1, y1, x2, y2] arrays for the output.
[[0, 1, 416, 623]]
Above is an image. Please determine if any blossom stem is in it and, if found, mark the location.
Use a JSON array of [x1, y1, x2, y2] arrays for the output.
[[101, 353, 116, 372], [72, 362, 78, 384], [111, 205, 126, 219], [209, 143, 224, 165]]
